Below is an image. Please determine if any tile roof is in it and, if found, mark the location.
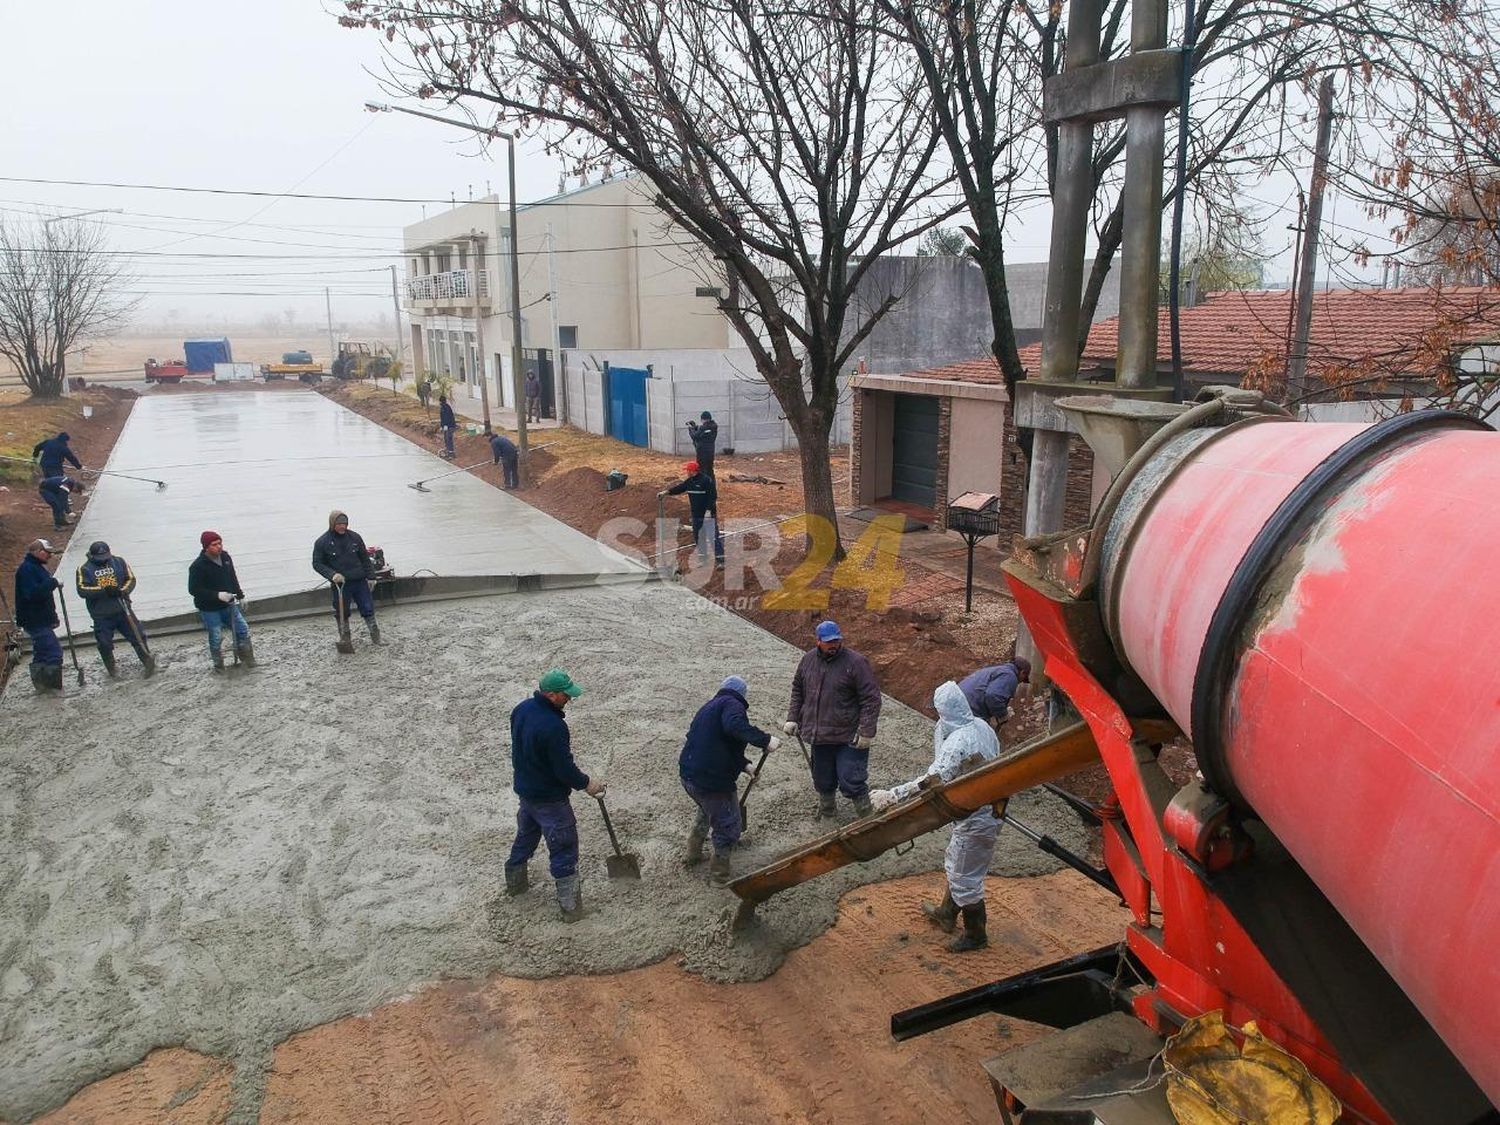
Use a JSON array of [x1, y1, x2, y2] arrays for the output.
[[901, 286, 1500, 389]]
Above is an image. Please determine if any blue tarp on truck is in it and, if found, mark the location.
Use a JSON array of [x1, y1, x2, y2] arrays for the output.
[[183, 338, 232, 373]]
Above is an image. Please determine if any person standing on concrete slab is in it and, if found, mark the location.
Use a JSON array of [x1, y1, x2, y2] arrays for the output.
[[37, 474, 84, 531], [76, 540, 154, 678], [32, 431, 82, 478], [661, 461, 724, 566], [784, 620, 882, 819], [525, 369, 542, 424], [505, 668, 606, 922], [958, 657, 1031, 733], [438, 395, 457, 459], [868, 681, 1002, 953], [679, 674, 781, 884], [187, 530, 254, 672], [489, 429, 519, 489], [15, 538, 65, 693], [311, 511, 381, 645], [686, 411, 719, 477]]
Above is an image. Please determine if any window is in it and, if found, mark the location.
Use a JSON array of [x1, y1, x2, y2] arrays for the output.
[[559, 326, 578, 349], [696, 286, 724, 298]]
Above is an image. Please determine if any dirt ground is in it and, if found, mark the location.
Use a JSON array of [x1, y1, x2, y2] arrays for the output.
[[30, 871, 1124, 1125]]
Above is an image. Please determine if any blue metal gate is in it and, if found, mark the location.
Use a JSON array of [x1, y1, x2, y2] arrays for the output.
[[605, 364, 650, 447]]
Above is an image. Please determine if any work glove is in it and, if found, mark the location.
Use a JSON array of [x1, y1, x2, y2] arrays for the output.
[[657, 490, 667, 499], [782, 721, 798, 736], [217, 591, 234, 603], [331, 573, 346, 586], [51, 578, 63, 591], [767, 736, 782, 752], [853, 733, 874, 751], [869, 789, 896, 811], [585, 777, 607, 797]]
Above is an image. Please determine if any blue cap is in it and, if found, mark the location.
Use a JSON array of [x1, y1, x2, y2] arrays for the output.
[[815, 620, 842, 642], [721, 675, 748, 696]]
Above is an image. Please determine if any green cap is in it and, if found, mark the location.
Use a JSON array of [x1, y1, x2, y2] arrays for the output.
[[539, 668, 583, 698]]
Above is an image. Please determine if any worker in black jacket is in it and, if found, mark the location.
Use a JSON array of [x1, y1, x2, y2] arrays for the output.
[[311, 510, 381, 645], [686, 411, 719, 476], [438, 395, 457, 459], [662, 461, 724, 567], [187, 530, 254, 671], [76, 540, 154, 678], [32, 431, 82, 477], [15, 538, 64, 692]]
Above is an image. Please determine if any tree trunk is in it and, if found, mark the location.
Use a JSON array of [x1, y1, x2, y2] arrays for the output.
[[24, 358, 64, 401], [788, 410, 844, 562]]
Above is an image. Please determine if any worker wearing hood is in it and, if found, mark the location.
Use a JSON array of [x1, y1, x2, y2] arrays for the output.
[[869, 680, 1001, 952]]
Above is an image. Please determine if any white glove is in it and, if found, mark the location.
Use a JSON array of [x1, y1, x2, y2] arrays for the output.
[[853, 733, 874, 750], [217, 591, 234, 603], [657, 490, 667, 499], [331, 573, 346, 586], [869, 789, 896, 811], [767, 736, 782, 752], [782, 721, 798, 736]]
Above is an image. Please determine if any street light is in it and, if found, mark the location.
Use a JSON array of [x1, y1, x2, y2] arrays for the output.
[[365, 101, 530, 483], [42, 208, 123, 226]]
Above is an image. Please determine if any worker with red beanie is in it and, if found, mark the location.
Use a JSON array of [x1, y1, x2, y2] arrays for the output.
[[187, 530, 254, 671], [660, 460, 723, 566]]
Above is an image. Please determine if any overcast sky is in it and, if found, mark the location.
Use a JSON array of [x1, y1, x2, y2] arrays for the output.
[[3, 2, 1386, 335]]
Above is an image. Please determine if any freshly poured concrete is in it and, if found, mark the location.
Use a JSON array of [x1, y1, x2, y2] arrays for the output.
[[54, 391, 640, 624]]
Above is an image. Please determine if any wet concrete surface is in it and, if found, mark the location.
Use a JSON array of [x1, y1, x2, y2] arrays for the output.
[[53, 391, 639, 624]]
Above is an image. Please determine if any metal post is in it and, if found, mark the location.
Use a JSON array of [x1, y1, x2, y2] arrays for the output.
[[1116, 0, 1168, 389], [389, 265, 407, 389], [548, 222, 567, 423], [1287, 75, 1337, 407], [325, 288, 335, 372], [508, 135, 529, 486], [471, 233, 492, 432]]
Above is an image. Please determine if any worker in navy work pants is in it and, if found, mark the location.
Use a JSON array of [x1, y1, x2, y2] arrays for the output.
[[15, 538, 65, 693], [679, 674, 781, 884], [505, 669, 607, 922], [784, 619, 883, 819]]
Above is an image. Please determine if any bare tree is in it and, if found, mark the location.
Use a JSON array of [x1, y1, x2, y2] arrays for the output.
[[346, 0, 956, 552], [0, 219, 133, 400]]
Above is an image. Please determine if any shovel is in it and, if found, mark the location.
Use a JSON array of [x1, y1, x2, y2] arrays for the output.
[[593, 794, 642, 880], [738, 745, 772, 831], [333, 583, 355, 654], [57, 591, 85, 686]]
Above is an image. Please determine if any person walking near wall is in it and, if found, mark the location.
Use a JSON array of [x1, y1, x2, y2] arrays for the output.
[[687, 411, 719, 476], [76, 540, 154, 678], [784, 620, 882, 819], [525, 369, 542, 424], [15, 538, 64, 693], [438, 395, 457, 459], [679, 674, 780, 884], [868, 681, 1003, 952], [504, 669, 606, 922], [188, 530, 254, 672], [416, 376, 432, 410], [311, 511, 381, 646]]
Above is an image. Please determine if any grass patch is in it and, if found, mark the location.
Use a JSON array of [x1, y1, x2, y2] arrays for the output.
[[0, 395, 84, 485]]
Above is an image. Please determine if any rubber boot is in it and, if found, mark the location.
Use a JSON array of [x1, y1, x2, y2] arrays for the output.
[[211, 646, 225, 673], [948, 903, 988, 953], [817, 793, 837, 819], [101, 651, 117, 679], [921, 890, 959, 934], [141, 652, 157, 678], [708, 849, 732, 887], [556, 874, 583, 923], [366, 619, 383, 645], [46, 664, 65, 691], [236, 641, 256, 668], [852, 793, 875, 819], [30, 663, 53, 694], [683, 822, 708, 867], [504, 863, 529, 897]]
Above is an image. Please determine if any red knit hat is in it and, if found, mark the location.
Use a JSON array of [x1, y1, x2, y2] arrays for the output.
[[200, 530, 222, 547]]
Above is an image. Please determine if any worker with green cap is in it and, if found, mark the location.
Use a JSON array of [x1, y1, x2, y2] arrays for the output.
[[504, 668, 606, 922]]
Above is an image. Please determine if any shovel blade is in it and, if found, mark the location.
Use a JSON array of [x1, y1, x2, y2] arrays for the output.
[[336, 633, 355, 654], [606, 853, 642, 880]]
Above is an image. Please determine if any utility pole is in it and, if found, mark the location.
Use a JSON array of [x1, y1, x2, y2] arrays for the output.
[[508, 135, 529, 486], [547, 222, 567, 423], [1287, 74, 1337, 407], [325, 288, 336, 372], [389, 265, 407, 387], [471, 233, 492, 432]]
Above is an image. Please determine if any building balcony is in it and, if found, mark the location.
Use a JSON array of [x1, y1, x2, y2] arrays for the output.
[[405, 269, 491, 310]]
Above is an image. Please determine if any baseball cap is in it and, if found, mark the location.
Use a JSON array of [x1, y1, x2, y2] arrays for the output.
[[87, 541, 111, 560], [29, 538, 56, 553], [539, 668, 583, 698], [815, 620, 842, 642]]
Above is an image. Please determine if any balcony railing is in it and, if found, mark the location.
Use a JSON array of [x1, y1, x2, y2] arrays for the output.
[[406, 269, 490, 304]]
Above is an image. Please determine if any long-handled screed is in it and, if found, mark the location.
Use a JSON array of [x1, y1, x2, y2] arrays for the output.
[[738, 744, 773, 831], [593, 794, 642, 880], [407, 458, 489, 492], [333, 583, 355, 654], [84, 467, 168, 491], [57, 592, 85, 686]]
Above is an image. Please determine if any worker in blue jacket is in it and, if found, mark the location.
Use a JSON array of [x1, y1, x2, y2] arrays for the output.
[[504, 669, 606, 922], [14, 538, 65, 693], [37, 473, 84, 530], [661, 460, 724, 566], [76, 540, 154, 678], [679, 675, 780, 884], [488, 429, 519, 489], [957, 657, 1031, 730], [438, 395, 457, 459], [32, 431, 82, 477]]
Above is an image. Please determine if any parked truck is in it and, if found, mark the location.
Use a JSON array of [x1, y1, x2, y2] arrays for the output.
[[260, 351, 326, 383]]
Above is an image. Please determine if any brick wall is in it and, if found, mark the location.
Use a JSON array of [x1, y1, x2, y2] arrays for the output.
[[849, 389, 864, 507], [1064, 434, 1096, 528], [996, 400, 1096, 541]]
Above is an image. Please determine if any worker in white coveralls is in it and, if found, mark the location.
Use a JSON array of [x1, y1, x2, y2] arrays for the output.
[[868, 681, 1001, 952]]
